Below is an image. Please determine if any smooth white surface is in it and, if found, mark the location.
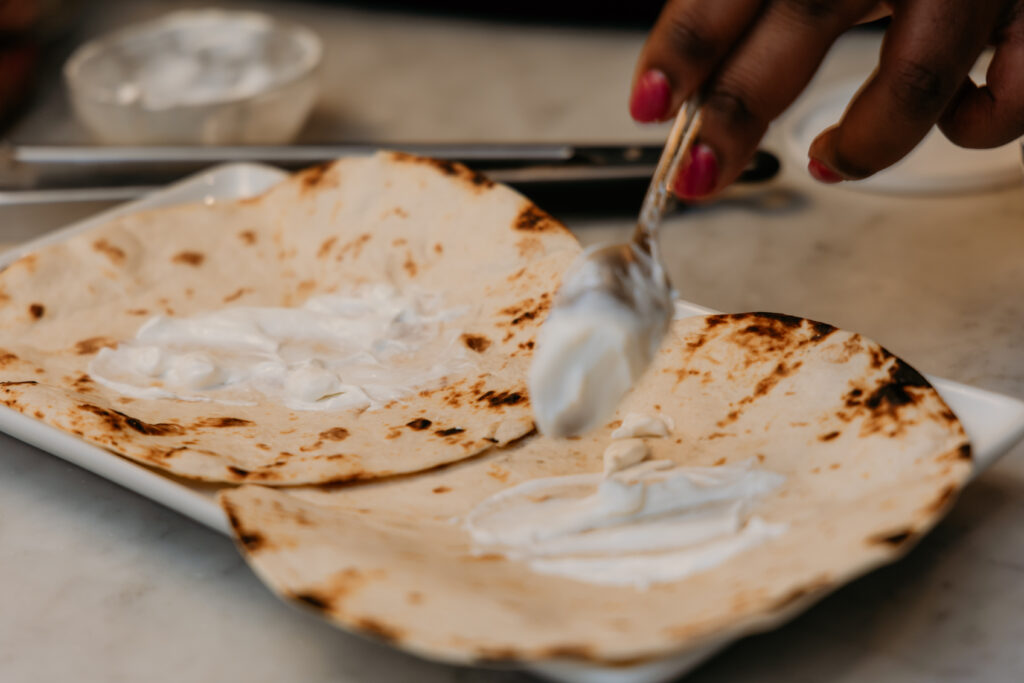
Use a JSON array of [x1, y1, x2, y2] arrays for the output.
[[466, 460, 786, 588], [1, 163, 1022, 683], [90, 285, 471, 411]]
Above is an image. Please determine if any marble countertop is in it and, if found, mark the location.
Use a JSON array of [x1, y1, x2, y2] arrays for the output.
[[2, 2, 1023, 682]]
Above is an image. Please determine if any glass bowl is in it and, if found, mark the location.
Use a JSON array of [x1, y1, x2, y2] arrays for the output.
[[64, 8, 322, 145]]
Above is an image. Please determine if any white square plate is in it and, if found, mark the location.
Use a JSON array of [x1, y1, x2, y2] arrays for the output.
[[2, 164, 1022, 683]]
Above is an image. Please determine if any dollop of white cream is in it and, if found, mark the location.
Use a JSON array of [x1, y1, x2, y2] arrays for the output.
[[528, 246, 674, 437], [89, 285, 471, 411], [464, 459, 786, 589], [611, 412, 674, 439], [602, 438, 649, 476]]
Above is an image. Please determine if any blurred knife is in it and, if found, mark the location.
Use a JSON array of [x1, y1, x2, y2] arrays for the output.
[[0, 143, 779, 208]]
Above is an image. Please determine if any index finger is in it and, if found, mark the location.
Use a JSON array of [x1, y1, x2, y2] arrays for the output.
[[631, 0, 763, 122]]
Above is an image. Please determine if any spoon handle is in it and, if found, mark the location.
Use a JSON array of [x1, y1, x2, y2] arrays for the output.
[[633, 95, 704, 248]]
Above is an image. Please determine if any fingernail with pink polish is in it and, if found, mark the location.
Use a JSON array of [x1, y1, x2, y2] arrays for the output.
[[674, 144, 718, 199], [808, 158, 843, 184], [629, 70, 672, 123]]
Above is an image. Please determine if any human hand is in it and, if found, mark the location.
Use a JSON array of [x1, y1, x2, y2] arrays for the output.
[[629, 1, 1024, 197]]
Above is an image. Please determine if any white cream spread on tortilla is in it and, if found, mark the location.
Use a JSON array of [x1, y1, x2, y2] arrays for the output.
[[465, 458, 786, 589], [611, 412, 674, 439], [89, 285, 471, 411], [602, 438, 649, 476], [528, 247, 673, 438]]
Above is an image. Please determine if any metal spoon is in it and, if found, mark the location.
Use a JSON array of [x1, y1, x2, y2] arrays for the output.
[[529, 97, 704, 437]]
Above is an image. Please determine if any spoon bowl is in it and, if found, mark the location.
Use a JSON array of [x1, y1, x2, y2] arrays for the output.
[[529, 97, 703, 437]]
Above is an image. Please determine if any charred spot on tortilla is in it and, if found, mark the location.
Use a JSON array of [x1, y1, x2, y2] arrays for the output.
[[78, 403, 184, 436], [74, 337, 116, 355], [509, 302, 550, 327], [222, 502, 245, 533], [864, 358, 930, 413], [435, 427, 465, 437], [810, 321, 836, 341], [684, 334, 708, 352], [319, 427, 350, 441], [335, 233, 372, 262], [172, 251, 205, 266], [355, 617, 403, 644], [298, 161, 334, 190], [819, 431, 841, 441], [477, 390, 525, 408], [238, 230, 257, 245], [514, 204, 558, 232], [293, 592, 332, 611], [870, 528, 916, 547], [317, 236, 337, 258], [743, 361, 799, 403], [195, 417, 252, 428], [704, 314, 729, 328], [402, 254, 418, 277], [461, 334, 491, 353], [740, 321, 789, 341], [406, 418, 432, 430], [222, 287, 251, 303], [237, 530, 267, 551], [539, 644, 608, 663], [158, 446, 188, 460], [389, 151, 495, 190], [28, 303, 44, 319], [92, 239, 126, 264]]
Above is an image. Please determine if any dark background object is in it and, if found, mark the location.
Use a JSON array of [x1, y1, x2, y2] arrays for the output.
[[335, 1, 891, 29], [517, 149, 780, 214], [334, 0, 664, 26], [0, 0, 83, 130]]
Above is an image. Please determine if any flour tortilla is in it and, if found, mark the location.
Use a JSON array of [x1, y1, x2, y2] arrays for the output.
[[0, 152, 580, 484], [220, 313, 970, 665]]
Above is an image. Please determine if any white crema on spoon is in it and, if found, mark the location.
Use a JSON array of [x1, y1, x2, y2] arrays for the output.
[[529, 97, 704, 437]]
